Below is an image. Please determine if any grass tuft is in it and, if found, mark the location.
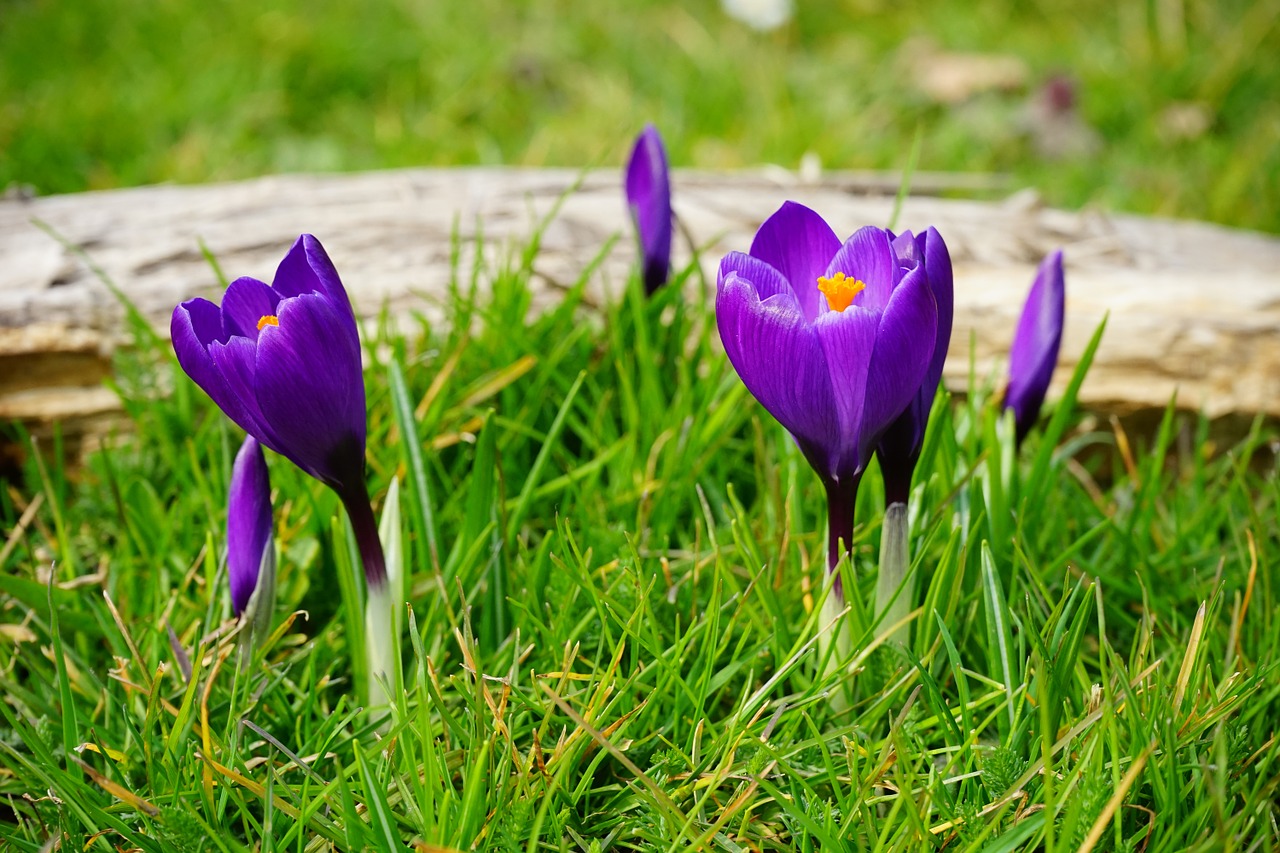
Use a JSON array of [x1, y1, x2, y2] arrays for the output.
[[2, 205, 1279, 850]]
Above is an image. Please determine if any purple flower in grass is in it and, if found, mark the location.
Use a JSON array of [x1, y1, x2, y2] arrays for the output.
[[716, 202, 939, 581], [873, 228, 954, 506], [171, 235, 386, 588], [625, 125, 673, 294], [1005, 250, 1065, 445], [228, 436, 272, 618]]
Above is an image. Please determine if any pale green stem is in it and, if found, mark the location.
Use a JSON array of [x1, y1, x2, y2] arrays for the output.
[[819, 477, 859, 708], [874, 502, 912, 648], [366, 477, 403, 726], [237, 537, 277, 670], [365, 580, 394, 723]]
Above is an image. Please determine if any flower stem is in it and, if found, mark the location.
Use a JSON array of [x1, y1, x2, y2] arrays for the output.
[[824, 475, 861, 579], [364, 580, 394, 721], [821, 475, 861, 707], [340, 484, 388, 589], [874, 501, 912, 647], [339, 481, 394, 718], [880, 454, 915, 508], [237, 540, 277, 670]]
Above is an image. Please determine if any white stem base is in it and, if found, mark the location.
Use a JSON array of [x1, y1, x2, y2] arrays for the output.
[[874, 502, 913, 649], [818, 575, 854, 710], [365, 581, 395, 723]]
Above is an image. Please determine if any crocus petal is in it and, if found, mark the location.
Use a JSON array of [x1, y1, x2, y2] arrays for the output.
[[221, 276, 282, 340], [717, 275, 841, 477], [918, 227, 954, 397], [748, 201, 841, 322], [625, 125, 673, 294], [272, 234, 356, 322], [873, 226, 955, 502], [823, 226, 902, 312], [172, 300, 262, 435], [171, 300, 224, 390], [858, 264, 938, 449], [719, 251, 800, 304], [208, 336, 285, 452], [252, 292, 367, 488], [812, 306, 878, 479], [180, 296, 231, 347], [227, 436, 272, 617], [1006, 250, 1065, 441], [891, 230, 919, 268]]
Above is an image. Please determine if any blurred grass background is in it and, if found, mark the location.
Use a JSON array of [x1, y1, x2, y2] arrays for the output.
[[2, 0, 1277, 232]]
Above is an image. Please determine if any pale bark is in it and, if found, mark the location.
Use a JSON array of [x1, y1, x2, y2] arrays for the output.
[[4, 168, 1279, 451]]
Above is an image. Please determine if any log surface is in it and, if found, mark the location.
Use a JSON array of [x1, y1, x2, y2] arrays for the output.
[[3, 167, 1280, 441]]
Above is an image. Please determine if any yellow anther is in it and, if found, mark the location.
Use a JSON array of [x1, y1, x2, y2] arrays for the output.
[[257, 315, 279, 331], [816, 272, 866, 312]]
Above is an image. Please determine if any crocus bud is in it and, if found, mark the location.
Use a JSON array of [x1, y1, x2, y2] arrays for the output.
[[1005, 250, 1066, 445], [873, 227, 954, 506], [227, 436, 275, 652], [624, 125, 673, 294]]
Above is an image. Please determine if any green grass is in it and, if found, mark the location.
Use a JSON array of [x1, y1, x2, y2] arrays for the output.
[[2, 201, 1278, 851], [2, 0, 1279, 232]]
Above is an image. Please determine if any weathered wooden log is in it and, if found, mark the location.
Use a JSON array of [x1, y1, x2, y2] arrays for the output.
[[3, 167, 1279, 457]]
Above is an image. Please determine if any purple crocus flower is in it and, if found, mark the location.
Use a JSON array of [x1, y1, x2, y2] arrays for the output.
[[873, 228, 954, 505], [171, 235, 386, 587], [1004, 249, 1065, 445], [625, 124, 673, 294], [716, 202, 939, 577], [227, 435, 272, 618]]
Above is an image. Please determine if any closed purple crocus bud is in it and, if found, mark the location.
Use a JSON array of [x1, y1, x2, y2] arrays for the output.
[[625, 125, 673, 294], [716, 201, 939, 582], [1004, 250, 1065, 445], [873, 227, 954, 505], [227, 435, 273, 620], [171, 235, 386, 588]]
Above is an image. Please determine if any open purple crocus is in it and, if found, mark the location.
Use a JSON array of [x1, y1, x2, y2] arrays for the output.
[[625, 124, 673, 294], [1005, 249, 1065, 445], [716, 202, 939, 577], [873, 228, 954, 505], [171, 235, 386, 587], [228, 435, 272, 618]]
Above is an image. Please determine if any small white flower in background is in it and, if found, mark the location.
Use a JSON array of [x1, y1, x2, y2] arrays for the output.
[[722, 0, 793, 31]]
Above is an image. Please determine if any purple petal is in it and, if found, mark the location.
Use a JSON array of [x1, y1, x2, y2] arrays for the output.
[[1006, 250, 1065, 441], [272, 235, 356, 321], [625, 125, 673, 294], [748, 201, 841, 322], [919, 227, 954, 397], [252, 292, 368, 488], [823, 226, 902, 313], [208, 336, 283, 451], [718, 251, 800, 305], [812, 306, 879, 480], [891, 230, 920, 269], [716, 274, 842, 478], [858, 264, 938, 450], [179, 297, 230, 347], [220, 276, 281, 340], [227, 436, 272, 617], [171, 300, 223, 390], [873, 226, 955, 500], [172, 300, 259, 433]]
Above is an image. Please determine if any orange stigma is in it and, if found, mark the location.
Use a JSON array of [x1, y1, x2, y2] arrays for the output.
[[257, 315, 279, 330], [816, 272, 866, 312]]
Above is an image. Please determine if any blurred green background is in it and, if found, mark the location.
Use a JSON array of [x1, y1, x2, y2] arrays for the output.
[[3, 0, 1277, 232]]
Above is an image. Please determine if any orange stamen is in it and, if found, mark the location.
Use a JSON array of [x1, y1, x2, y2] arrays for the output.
[[816, 272, 867, 312], [257, 315, 279, 330]]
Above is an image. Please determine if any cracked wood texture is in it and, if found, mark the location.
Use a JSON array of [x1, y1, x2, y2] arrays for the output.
[[3, 167, 1280, 455]]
